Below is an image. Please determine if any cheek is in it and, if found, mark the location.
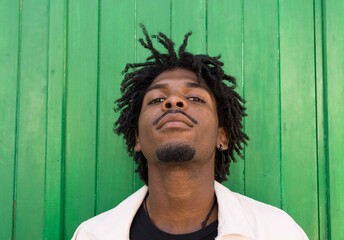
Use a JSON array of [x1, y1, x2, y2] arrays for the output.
[[137, 111, 156, 142], [201, 111, 219, 138], [137, 114, 149, 137], [202, 109, 219, 127]]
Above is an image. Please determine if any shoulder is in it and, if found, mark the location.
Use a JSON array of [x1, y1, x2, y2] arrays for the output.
[[72, 186, 148, 240], [215, 182, 308, 240]]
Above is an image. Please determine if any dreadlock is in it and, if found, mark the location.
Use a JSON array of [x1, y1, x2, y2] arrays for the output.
[[115, 24, 248, 185]]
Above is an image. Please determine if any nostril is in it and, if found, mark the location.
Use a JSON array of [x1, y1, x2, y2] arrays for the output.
[[165, 102, 172, 108], [176, 102, 184, 108]]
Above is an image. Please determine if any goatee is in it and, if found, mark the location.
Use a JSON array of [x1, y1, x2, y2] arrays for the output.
[[156, 143, 196, 163]]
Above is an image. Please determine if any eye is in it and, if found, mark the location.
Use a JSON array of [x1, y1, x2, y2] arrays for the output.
[[187, 97, 205, 103], [148, 98, 166, 105]]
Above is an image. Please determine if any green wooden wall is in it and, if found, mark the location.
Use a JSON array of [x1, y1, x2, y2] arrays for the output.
[[0, 0, 343, 239]]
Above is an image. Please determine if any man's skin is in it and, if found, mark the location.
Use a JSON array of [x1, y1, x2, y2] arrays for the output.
[[134, 68, 229, 234]]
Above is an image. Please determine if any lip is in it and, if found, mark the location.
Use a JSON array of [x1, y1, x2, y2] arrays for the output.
[[155, 113, 194, 129]]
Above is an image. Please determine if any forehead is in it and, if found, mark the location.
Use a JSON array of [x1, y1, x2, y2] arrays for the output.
[[146, 68, 213, 97], [149, 68, 212, 93], [152, 68, 198, 84]]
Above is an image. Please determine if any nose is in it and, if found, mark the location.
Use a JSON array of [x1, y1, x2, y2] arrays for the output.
[[162, 95, 187, 111]]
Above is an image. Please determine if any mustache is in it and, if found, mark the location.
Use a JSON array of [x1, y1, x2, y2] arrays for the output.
[[152, 110, 198, 126]]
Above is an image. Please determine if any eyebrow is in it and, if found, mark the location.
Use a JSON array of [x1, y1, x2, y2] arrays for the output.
[[146, 81, 211, 94]]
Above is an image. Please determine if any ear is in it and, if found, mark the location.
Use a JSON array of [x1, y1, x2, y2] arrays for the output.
[[134, 131, 141, 152], [217, 127, 229, 150]]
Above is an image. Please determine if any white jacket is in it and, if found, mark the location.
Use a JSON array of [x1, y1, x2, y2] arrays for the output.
[[72, 181, 308, 240]]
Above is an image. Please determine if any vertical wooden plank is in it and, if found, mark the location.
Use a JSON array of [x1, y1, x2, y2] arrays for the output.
[[14, 0, 49, 239], [171, 0, 206, 53], [136, 0, 171, 70], [134, 0, 171, 190], [314, 0, 328, 239], [64, 0, 99, 238], [43, 0, 66, 239], [0, 1, 20, 239], [208, 0, 245, 194], [324, 0, 344, 239], [96, 0, 135, 214], [279, 0, 318, 238], [244, 0, 281, 206]]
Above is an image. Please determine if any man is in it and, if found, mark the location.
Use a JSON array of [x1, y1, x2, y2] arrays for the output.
[[72, 25, 308, 240]]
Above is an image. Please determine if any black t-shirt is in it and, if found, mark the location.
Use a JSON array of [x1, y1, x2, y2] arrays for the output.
[[129, 204, 218, 240]]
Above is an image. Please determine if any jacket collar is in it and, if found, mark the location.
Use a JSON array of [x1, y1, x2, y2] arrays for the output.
[[115, 185, 148, 239], [215, 181, 255, 239]]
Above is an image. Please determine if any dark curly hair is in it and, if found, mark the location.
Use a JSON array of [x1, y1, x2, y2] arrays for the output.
[[115, 24, 248, 185]]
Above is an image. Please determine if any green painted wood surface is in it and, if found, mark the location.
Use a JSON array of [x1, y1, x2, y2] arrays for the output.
[[0, 1, 343, 239], [64, 0, 99, 237], [244, 0, 281, 207], [208, 0, 245, 194], [314, 0, 328, 239], [14, 0, 49, 239], [172, 0, 207, 54], [96, 0, 135, 215], [43, 0, 66, 239], [0, 1, 20, 239], [324, 0, 344, 239], [279, 1, 319, 238]]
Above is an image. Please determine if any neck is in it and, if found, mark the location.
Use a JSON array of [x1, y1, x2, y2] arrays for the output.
[[146, 161, 217, 234]]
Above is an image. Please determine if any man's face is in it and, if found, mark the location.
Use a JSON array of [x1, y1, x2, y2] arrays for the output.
[[134, 68, 228, 165]]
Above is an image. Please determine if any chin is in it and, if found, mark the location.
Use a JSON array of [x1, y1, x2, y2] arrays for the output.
[[155, 143, 196, 163]]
